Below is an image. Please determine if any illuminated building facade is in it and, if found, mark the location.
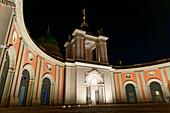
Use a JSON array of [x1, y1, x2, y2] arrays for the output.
[[0, 0, 170, 107]]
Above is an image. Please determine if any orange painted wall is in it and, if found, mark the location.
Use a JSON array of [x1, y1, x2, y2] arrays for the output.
[[143, 69, 163, 84], [23, 48, 37, 72], [0, 4, 2, 13], [9, 23, 21, 59], [116, 74, 121, 100], [42, 61, 56, 80], [121, 72, 137, 85]]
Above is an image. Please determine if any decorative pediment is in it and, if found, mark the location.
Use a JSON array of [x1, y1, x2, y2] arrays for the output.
[[86, 69, 103, 78], [85, 69, 104, 87]]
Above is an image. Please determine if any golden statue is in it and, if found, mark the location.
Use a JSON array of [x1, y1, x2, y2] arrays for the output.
[[80, 8, 89, 27]]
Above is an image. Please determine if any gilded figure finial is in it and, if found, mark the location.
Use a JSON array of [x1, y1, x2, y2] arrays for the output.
[[80, 8, 89, 27]]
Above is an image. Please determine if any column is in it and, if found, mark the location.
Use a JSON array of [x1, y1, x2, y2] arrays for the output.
[[64, 65, 76, 105], [102, 85, 106, 103], [135, 71, 144, 102], [10, 40, 24, 106], [110, 72, 117, 103], [1, 68, 15, 106], [32, 56, 41, 106], [49, 84, 54, 105], [160, 68, 169, 99], [98, 86, 102, 104], [26, 79, 34, 106], [36, 58, 45, 104], [140, 71, 149, 102], [54, 65, 59, 104], [118, 74, 124, 102], [76, 36, 85, 60], [98, 42, 108, 62], [58, 67, 63, 104], [66, 43, 73, 59], [103, 43, 108, 62], [114, 74, 119, 102], [98, 42, 103, 62]]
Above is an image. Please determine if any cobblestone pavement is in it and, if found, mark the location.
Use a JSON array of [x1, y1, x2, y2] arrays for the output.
[[0, 103, 170, 113]]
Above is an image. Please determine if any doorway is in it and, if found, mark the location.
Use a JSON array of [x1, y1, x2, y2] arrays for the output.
[[150, 82, 164, 103], [18, 69, 30, 106], [126, 84, 137, 103], [41, 78, 51, 105], [87, 86, 99, 105], [85, 69, 104, 105]]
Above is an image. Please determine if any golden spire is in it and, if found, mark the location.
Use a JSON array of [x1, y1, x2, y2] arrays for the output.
[[80, 8, 89, 27], [48, 24, 50, 30]]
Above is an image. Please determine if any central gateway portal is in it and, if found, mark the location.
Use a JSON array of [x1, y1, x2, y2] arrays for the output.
[[86, 69, 105, 105]]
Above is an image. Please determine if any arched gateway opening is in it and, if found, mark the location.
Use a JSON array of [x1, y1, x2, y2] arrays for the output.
[[85, 69, 105, 105], [150, 82, 164, 103]]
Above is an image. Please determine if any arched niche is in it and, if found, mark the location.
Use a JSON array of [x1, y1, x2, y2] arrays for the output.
[[41, 73, 55, 106], [18, 64, 35, 106]]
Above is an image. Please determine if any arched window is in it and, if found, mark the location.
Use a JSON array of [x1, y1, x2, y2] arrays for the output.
[[125, 84, 137, 103], [150, 82, 164, 103]]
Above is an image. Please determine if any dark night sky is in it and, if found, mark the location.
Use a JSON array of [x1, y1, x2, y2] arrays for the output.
[[23, 1, 170, 66]]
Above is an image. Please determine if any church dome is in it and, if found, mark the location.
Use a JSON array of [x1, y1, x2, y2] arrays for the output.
[[36, 27, 59, 47], [36, 25, 63, 60]]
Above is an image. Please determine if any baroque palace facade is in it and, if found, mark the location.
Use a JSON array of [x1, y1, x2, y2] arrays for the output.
[[0, 0, 170, 107]]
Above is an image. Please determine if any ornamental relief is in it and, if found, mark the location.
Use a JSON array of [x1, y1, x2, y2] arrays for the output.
[[85, 69, 103, 78], [46, 64, 52, 71], [148, 71, 156, 77], [125, 74, 132, 79], [28, 52, 34, 62], [12, 30, 17, 44], [85, 68, 104, 86], [1, 0, 16, 8]]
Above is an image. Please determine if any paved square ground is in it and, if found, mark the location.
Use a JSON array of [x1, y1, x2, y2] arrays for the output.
[[0, 103, 170, 113]]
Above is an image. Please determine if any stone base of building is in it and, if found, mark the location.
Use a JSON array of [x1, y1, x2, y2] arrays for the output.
[[9, 98, 19, 107]]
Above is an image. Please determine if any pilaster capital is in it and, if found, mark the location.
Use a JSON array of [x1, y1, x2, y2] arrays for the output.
[[1, 0, 16, 8]]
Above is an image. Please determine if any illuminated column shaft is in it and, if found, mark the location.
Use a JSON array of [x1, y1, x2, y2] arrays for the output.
[[26, 79, 34, 106], [99, 42, 108, 62], [104, 43, 108, 62], [99, 42, 106, 62], [76, 36, 85, 59], [32, 56, 41, 105], [66, 43, 72, 59], [1, 68, 15, 106]]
